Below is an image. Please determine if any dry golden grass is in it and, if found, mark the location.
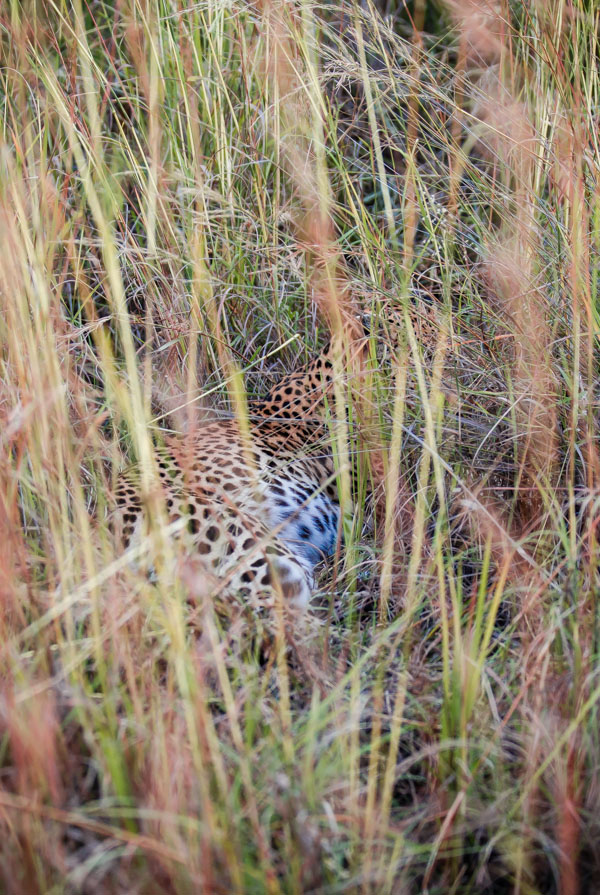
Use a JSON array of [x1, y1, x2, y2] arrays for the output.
[[1, 0, 600, 892]]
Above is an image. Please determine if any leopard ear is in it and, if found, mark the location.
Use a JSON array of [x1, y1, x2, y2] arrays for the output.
[[324, 312, 369, 343], [356, 310, 372, 338], [320, 315, 369, 368]]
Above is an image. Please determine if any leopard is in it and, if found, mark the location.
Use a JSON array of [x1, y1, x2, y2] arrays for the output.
[[112, 325, 368, 614]]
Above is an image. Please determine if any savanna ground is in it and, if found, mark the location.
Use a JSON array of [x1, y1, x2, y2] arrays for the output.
[[1, 0, 600, 892]]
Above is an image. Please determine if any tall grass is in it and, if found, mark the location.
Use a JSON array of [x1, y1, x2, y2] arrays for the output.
[[1, 0, 599, 891]]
